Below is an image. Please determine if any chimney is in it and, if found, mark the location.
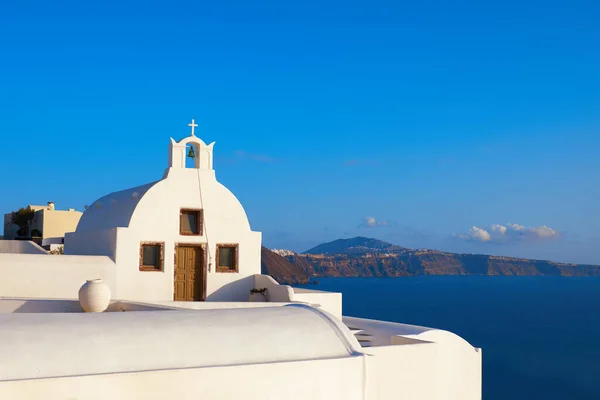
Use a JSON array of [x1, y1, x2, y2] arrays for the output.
[[47, 202, 55, 210]]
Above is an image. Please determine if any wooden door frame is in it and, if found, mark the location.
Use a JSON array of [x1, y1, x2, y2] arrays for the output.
[[174, 243, 207, 301]]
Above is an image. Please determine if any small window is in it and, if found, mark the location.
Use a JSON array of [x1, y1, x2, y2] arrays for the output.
[[180, 209, 203, 235], [216, 244, 238, 273], [139, 242, 164, 271]]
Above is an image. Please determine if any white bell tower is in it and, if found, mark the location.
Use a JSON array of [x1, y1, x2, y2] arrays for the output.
[[168, 119, 215, 170]]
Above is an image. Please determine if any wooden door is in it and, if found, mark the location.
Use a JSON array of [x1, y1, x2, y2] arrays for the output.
[[174, 246, 205, 301]]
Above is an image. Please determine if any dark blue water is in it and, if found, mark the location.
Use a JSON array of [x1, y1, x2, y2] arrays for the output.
[[299, 276, 600, 400]]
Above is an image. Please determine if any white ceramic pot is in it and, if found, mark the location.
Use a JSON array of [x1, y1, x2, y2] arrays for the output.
[[78, 279, 111, 312]]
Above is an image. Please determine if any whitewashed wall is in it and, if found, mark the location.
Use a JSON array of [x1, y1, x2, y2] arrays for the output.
[[63, 153, 261, 302], [0, 358, 366, 400], [346, 317, 483, 400], [405, 329, 483, 399], [0, 306, 368, 399], [254, 274, 294, 302], [65, 228, 118, 259], [292, 287, 343, 320], [0, 308, 481, 400], [105, 167, 262, 302], [0, 240, 47, 255], [0, 254, 115, 299], [5, 167, 262, 303]]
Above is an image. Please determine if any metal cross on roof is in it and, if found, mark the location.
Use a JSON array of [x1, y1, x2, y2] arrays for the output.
[[188, 119, 198, 136]]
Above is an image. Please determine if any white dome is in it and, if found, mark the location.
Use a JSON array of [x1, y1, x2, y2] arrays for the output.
[[127, 170, 251, 234], [75, 181, 159, 232], [74, 170, 251, 235], [74, 133, 252, 235]]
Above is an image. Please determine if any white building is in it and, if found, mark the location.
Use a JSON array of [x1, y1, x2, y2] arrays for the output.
[[64, 122, 261, 302], [0, 120, 482, 400], [3, 202, 82, 247]]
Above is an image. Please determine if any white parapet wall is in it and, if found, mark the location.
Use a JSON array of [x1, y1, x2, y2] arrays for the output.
[[365, 340, 481, 400], [0, 356, 367, 400], [345, 316, 482, 400], [252, 274, 343, 320], [253, 274, 295, 302], [0, 305, 370, 400], [0, 254, 116, 299], [0, 303, 481, 399], [0, 240, 47, 255], [292, 287, 342, 320]]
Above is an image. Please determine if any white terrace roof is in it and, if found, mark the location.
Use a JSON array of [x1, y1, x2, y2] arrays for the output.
[[0, 304, 363, 381]]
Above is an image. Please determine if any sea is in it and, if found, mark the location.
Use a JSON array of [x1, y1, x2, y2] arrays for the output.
[[298, 276, 600, 400]]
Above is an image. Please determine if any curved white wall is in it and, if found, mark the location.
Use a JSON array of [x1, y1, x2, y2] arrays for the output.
[[75, 182, 158, 232], [344, 316, 482, 400], [130, 169, 251, 233], [0, 305, 361, 381]]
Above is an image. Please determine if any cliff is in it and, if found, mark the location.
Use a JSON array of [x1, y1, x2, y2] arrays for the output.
[[286, 250, 600, 277], [260, 246, 310, 285], [266, 237, 600, 280]]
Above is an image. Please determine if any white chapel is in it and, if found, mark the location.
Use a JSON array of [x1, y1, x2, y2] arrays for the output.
[[0, 120, 482, 400], [65, 119, 262, 302]]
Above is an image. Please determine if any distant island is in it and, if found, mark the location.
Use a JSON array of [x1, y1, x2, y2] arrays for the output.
[[262, 236, 600, 285]]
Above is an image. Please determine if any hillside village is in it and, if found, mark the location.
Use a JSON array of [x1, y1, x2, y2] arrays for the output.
[[262, 237, 600, 284]]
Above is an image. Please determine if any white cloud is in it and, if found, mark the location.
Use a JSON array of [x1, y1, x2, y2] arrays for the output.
[[530, 226, 558, 239], [454, 223, 559, 243], [491, 224, 507, 235], [361, 216, 389, 228], [456, 226, 492, 242]]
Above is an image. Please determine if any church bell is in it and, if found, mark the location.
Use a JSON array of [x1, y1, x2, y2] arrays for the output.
[[187, 146, 196, 159]]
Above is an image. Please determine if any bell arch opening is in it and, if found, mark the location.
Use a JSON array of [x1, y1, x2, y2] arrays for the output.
[[185, 143, 200, 169]]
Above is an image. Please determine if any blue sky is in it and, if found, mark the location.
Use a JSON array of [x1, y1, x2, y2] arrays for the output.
[[1, 1, 599, 263]]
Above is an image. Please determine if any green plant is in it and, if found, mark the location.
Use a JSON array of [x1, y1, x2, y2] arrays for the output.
[[250, 287, 268, 301], [10, 207, 34, 237], [250, 288, 268, 295], [49, 246, 64, 255]]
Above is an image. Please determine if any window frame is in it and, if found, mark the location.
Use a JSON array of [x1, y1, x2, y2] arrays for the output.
[[179, 208, 203, 236], [139, 241, 165, 272], [215, 243, 239, 273]]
